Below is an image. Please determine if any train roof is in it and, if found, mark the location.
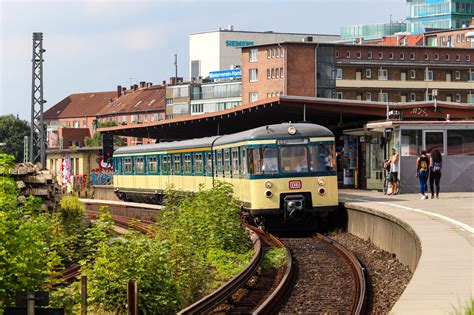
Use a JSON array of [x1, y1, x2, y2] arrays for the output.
[[114, 123, 333, 155]]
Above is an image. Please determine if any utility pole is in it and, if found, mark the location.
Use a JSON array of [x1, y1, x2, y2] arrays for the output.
[[23, 136, 29, 163], [30, 32, 46, 165]]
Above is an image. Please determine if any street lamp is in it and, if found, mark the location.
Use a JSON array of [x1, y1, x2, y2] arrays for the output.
[[433, 89, 438, 112]]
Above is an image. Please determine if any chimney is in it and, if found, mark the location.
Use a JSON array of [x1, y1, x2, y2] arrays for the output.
[[140, 81, 146, 88], [162, 80, 166, 86], [228, 25, 234, 31], [122, 87, 126, 94], [117, 85, 122, 98], [170, 77, 176, 85], [147, 82, 153, 87], [133, 84, 138, 90]]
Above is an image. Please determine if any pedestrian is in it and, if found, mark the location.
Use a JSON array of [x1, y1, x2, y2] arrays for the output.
[[429, 149, 442, 199], [388, 147, 399, 195], [416, 150, 430, 199]]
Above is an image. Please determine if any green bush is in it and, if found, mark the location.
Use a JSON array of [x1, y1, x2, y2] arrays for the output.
[[59, 196, 84, 230], [261, 247, 288, 270]]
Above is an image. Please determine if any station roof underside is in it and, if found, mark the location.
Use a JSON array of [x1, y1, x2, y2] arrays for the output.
[[98, 96, 474, 141]]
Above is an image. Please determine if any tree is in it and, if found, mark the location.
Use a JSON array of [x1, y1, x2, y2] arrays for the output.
[[84, 132, 126, 148], [0, 115, 31, 162]]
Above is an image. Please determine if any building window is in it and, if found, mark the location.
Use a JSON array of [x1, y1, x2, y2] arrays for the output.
[[271, 68, 275, 78], [378, 69, 388, 80], [378, 52, 383, 59], [280, 48, 284, 57], [335, 50, 339, 58], [250, 48, 258, 62], [400, 53, 404, 60], [280, 67, 284, 78], [249, 92, 258, 103], [410, 93, 416, 102], [389, 52, 394, 59], [410, 69, 416, 79], [368, 51, 373, 59], [336, 68, 343, 79], [435, 53, 439, 60], [425, 70, 433, 81], [455, 54, 460, 61], [346, 51, 350, 58], [379, 92, 388, 102], [455, 94, 461, 102], [272, 48, 276, 58], [249, 69, 258, 82], [467, 55, 471, 62], [191, 103, 203, 113], [448, 130, 474, 155], [336, 92, 343, 99], [424, 53, 429, 60], [410, 53, 416, 60], [275, 68, 279, 78], [469, 71, 474, 81], [267, 49, 270, 59], [357, 51, 361, 59], [366, 69, 372, 78], [366, 92, 371, 101], [276, 47, 280, 58], [455, 71, 461, 80], [267, 68, 270, 79], [445, 54, 450, 61]]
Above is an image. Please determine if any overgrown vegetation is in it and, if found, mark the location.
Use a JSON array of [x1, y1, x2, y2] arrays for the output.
[[261, 247, 288, 270], [84, 121, 126, 148]]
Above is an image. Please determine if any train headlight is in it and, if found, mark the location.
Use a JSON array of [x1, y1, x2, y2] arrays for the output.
[[288, 126, 297, 135], [318, 187, 326, 196], [317, 178, 326, 186], [265, 190, 273, 198], [264, 180, 273, 189]]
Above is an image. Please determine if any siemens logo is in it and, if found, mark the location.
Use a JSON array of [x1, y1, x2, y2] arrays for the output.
[[225, 40, 255, 47]]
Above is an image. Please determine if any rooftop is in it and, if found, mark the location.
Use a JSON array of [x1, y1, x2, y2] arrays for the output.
[[44, 91, 116, 119]]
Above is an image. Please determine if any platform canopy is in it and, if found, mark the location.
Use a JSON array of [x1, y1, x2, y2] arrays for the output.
[[98, 96, 474, 141]]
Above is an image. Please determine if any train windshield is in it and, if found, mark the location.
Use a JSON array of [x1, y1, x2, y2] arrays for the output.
[[280, 145, 308, 173], [309, 143, 336, 172], [249, 147, 279, 174]]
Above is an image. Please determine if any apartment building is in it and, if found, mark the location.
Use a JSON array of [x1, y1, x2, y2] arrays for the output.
[[242, 42, 474, 104]]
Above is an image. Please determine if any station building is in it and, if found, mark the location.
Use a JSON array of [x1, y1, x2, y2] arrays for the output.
[[241, 42, 474, 104], [189, 26, 339, 79]]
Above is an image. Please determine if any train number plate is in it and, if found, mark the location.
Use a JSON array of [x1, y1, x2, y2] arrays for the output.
[[289, 180, 302, 190]]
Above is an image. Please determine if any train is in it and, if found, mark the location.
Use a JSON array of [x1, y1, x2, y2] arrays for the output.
[[112, 123, 338, 230]]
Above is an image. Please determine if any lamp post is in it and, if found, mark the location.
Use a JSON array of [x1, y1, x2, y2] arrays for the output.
[[433, 88, 438, 112]]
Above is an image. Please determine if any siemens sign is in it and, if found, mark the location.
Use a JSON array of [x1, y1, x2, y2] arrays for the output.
[[209, 69, 242, 80], [225, 40, 255, 47]]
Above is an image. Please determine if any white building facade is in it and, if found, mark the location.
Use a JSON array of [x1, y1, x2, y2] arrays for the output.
[[189, 26, 339, 79]]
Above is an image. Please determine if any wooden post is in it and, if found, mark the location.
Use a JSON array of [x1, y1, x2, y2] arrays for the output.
[[127, 280, 138, 315], [26, 292, 35, 315], [81, 275, 87, 315]]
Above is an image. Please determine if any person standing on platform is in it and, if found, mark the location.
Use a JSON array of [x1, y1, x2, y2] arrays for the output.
[[429, 149, 442, 199], [416, 150, 430, 199], [388, 148, 399, 195]]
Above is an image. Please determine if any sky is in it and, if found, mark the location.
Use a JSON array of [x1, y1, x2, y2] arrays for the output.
[[0, 0, 405, 120]]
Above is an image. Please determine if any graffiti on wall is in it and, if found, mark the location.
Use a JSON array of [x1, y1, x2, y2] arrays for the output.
[[90, 156, 113, 186], [61, 154, 72, 186]]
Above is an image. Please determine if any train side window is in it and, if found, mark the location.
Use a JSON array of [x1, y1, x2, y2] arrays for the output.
[[173, 154, 182, 174], [135, 157, 145, 174], [232, 148, 239, 177], [148, 156, 158, 174], [183, 154, 192, 174], [224, 149, 231, 177], [216, 150, 223, 176], [240, 147, 248, 175], [162, 155, 170, 174], [309, 144, 335, 172], [206, 152, 213, 176], [123, 158, 132, 173], [195, 153, 203, 174]]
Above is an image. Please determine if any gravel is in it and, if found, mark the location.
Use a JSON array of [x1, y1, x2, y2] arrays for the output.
[[332, 232, 413, 314]]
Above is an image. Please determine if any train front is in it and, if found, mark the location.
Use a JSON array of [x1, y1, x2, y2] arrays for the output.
[[246, 125, 338, 231]]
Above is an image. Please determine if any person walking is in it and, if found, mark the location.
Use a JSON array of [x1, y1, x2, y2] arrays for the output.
[[388, 148, 399, 195], [429, 149, 442, 199], [416, 150, 430, 199]]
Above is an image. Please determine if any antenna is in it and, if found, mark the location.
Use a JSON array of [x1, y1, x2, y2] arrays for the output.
[[174, 54, 178, 80]]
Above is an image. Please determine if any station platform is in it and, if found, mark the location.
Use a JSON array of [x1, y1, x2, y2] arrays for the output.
[[340, 190, 473, 315]]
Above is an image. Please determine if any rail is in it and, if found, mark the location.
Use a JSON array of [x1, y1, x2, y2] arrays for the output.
[[177, 226, 263, 315], [316, 234, 367, 315]]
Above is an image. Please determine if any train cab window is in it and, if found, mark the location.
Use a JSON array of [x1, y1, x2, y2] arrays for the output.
[[309, 144, 336, 172], [173, 155, 182, 174], [206, 152, 213, 176], [135, 157, 145, 174], [224, 149, 231, 177], [231, 148, 240, 177], [124, 158, 132, 173], [240, 147, 248, 175], [195, 153, 203, 174], [249, 147, 278, 175], [183, 154, 192, 174], [216, 151, 223, 176], [162, 156, 171, 174], [280, 146, 308, 173], [148, 156, 158, 174]]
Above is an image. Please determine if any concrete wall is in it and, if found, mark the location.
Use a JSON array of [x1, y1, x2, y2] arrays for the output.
[[400, 155, 474, 193], [343, 203, 421, 272], [92, 185, 120, 201]]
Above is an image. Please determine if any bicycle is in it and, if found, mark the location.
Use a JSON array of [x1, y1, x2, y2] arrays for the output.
[[383, 161, 400, 195]]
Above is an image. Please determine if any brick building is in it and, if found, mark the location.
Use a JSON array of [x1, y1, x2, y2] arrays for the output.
[[242, 42, 474, 104], [97, 82, 166, 146]]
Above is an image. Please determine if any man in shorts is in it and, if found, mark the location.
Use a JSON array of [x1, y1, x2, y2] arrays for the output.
[[388, 148, 399, 195]]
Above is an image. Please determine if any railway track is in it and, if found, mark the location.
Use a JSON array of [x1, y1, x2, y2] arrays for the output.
[[277, 234, 367, 314]]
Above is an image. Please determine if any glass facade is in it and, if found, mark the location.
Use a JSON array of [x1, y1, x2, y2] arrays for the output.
[[341, 23, 407, 39], [406, 0, 474, 34]]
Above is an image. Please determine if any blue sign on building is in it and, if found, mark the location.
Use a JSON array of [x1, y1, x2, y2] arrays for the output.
[[209, 69, 242, 80], [225, 40, 255, 47]]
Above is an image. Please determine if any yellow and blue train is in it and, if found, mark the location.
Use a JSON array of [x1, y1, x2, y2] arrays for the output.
[[112, 123, 338, 230]]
